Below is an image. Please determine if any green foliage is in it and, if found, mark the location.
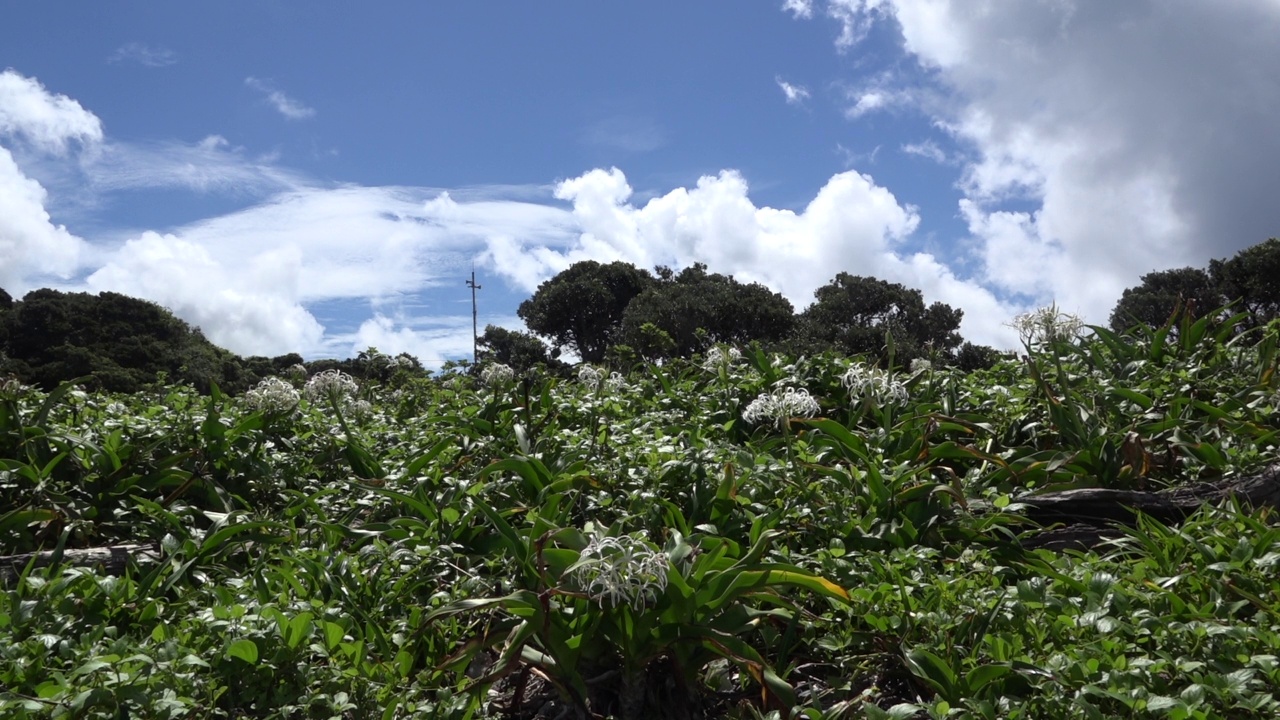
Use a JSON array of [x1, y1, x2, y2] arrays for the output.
[[4, 306, 1280, 718], [1109, 266, 1221, 332], [477, 324, 565, 372], [797, 273, 964, 367], [619, 263, 795, 359], [518, 260, 656, 362], [1210, 237, 1280, 329], [0, 289, 293, 394], [1111, 239, 1280, 335]]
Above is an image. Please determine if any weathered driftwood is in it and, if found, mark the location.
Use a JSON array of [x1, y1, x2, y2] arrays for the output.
[[1017, 463, 1280, 551], [0, 543, 160, 584]]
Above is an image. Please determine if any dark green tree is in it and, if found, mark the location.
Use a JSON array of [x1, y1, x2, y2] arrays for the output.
[[796, 274, 964, 366], [477, 324, 565, 372], [1, 289, 250, 393], [1209, 238, 1280, 329], [1108, 267, 1222, 332], [517, 260, 654, 363], [618, 264, 795, 358]]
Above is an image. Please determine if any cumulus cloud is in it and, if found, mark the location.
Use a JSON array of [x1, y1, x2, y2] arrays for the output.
[[0, 70, 101, 292], [343, 313, 525, 368], [776, 77, 811, 105], [108, 43, 178, 67], [482, 167, 1019, 348], [244, 77, 315, 120], [0, 70, 103, 152], [85, 232, 324, 356], [797, 0, 1280, 324]]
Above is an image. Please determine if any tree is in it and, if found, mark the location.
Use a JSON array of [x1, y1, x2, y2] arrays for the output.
[[517, 261, 654, 363], [1109, 267, 1222, 332], [797, 274, 964, 365], [1209, 238, 1280, 329], [618, 264, 795, 358], [477, 325, 564, 372]]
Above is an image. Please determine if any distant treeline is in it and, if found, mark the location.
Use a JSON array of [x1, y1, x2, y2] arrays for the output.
[[2, 237, 1276, 393]]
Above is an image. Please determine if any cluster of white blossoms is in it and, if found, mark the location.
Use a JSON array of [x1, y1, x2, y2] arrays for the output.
[[909, 358, 932, 374], [842, 364, 909, 405], [1007, 304, 1086, 347], [577, 364, 602, 386], [577, 365, 627, 393], [480, 363, 516, 387], [285, 364, 308, 383], [303, 369, 360, 406], [702, 346, 743, 372], [743, 386, 821, 428], [245, 376, 301, 415], [567, 531, 670, 609]]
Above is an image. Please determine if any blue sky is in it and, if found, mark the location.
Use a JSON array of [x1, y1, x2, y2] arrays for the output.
[[3, 2, 1280, 366]]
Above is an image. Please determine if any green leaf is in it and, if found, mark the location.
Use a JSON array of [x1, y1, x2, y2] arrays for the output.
[[228, 638, 259, 664], [904, 647, 957, 700]]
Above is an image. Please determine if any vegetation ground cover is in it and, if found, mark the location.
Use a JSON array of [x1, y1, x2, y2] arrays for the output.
[[3, 311, 1280, 719]]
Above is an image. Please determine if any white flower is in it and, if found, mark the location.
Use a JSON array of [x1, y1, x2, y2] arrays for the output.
[[285, 364, 308, 382], [567, 531, 669, 609], [303, 369, 359, 405], [702, 346, 743, 371], [245, 376, 300, 415], [604, 371, 627, 393], [743, 386, 820, 428], [1007, 304, 1085, 347], [842, 364, 908, 405], [480, 363, 516, 387], [578, 365, 603, 387], [909, 358, 932, 374]]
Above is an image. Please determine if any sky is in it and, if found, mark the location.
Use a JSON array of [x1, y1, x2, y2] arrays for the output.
[[3, 2, 1279, 368]]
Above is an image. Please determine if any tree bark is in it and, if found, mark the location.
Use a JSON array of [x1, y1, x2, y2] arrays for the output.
[[1015, 464, 1280, 551], [0, 543, 159, 584]]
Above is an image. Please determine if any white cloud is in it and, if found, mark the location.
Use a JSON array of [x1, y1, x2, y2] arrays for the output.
[[81, 136, 307, 196], [776, 77, 811, 105], [782, 0, 814, 19], [482, 167, 1019, 348], [797, 0, 1280, 326], [901, 139, 949, 164], [0, 70, 103, 153], [0, 71, 100, 293], [344, 313, 525, 368], [244, 77, 315, 120], [108, 43, 178, 68], [85, 232, 324, 356]]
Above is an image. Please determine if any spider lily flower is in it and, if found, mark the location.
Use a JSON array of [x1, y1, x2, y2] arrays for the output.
[[303, 369, 359, 402], [480, 362, 515, 387], [701, 346, 743, 372], [567, 531, 670, 609], [245, 376, 300, 415], [909, 358, 932, 374], [1007, 304, 1085, 347], [743, 386, 820, 428], [841, 364, 908, 405], [577, 364, 603, 387]]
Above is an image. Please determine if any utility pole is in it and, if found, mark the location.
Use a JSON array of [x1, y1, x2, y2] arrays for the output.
[[466, 269, 482, 365]]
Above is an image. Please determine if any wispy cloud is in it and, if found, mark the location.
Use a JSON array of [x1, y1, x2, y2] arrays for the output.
[[781, 0, 814, 19], [244, 77, 315, 120], [776, 77, 811, 105], [901, 139, 950, 164], [81, 135, 308, 196], [108, 43, 178, 68], [583, 116, 665, 153]]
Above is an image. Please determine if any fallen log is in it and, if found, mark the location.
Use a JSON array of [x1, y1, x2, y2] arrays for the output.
[[0, 543, 160, 584], [1016, 463, 1280, 551]]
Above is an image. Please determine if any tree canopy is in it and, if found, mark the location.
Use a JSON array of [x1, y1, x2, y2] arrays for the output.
[[1109, 238, 1280, 333], [517, 260, 655, 363], [618, 264, 795, 359], [477, 324, 565, 372], [797, 273, 964, 366]]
